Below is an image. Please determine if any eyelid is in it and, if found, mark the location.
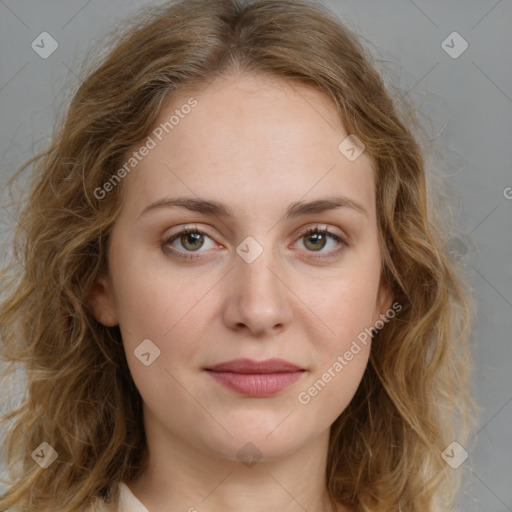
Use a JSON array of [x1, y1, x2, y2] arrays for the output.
[[297, 223, 347, 241]]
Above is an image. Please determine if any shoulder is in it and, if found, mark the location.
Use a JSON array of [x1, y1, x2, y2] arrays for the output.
[[118, 481, 150, 511]]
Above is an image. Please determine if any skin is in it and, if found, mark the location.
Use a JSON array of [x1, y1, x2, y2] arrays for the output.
[[88, 71, 392, 512]]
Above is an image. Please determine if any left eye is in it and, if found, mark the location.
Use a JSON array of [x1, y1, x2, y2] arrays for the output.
[[163, 225, 347, 260], [295, 226, 345, 254]]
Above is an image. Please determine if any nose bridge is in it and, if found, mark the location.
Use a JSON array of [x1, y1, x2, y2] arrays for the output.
[[236, 233, 282, 301], [225, 233, 293, 334]]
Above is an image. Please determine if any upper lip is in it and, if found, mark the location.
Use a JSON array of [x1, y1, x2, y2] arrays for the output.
[[205, 358, 305, 374]]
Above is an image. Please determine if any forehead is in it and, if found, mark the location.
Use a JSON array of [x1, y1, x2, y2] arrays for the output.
[[119, 72, 375, 222]]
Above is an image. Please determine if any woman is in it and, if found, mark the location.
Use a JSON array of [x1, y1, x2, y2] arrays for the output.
[[0, 0, 476, 510]]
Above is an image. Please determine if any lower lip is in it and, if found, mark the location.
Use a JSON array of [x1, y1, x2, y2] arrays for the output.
[[206, 370, 305, 397]]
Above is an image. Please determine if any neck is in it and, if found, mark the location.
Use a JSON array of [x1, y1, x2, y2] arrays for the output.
[[126, 414, 345, 512]]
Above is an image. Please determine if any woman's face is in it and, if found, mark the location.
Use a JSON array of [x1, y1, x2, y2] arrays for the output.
[[89, 72, 391, 462]]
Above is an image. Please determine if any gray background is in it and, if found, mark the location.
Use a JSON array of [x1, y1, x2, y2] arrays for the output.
[[0, 0, 511, 510]]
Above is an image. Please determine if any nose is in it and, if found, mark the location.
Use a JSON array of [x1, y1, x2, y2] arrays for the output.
[[222, 241, 294, 337]]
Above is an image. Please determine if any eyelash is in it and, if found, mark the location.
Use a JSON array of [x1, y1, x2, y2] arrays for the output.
[[162, 225, 348, 262]]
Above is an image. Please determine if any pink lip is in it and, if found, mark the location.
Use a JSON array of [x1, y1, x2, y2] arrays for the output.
[[205, 358, 306, 397]]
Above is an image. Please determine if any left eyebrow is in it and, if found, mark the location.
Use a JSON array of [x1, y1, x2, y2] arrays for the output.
[[137, 195, 368, 220]]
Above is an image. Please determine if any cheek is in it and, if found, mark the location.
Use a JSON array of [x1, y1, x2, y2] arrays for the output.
[[109, 243, 203, 336], [114, 264, 208, 409], [298, 256, 382, 353], [297, 349, 370, 428], [294, 273, 376, 417]]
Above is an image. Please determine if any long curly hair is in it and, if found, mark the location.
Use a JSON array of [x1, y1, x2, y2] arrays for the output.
[[0, 0, 477, 510]]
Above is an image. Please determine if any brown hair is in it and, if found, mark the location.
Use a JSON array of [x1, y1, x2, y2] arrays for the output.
[[0, 0, 477, 510]]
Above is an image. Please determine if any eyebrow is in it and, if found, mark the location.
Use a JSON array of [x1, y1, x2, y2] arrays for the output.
[[138, 195, 367, 220]]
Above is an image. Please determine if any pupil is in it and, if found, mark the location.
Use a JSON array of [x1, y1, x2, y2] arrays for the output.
[[306, 232, 325, 251], [184, 232, 203, 251]]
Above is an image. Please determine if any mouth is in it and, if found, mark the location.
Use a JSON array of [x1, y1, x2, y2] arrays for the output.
[[204, 358, 307, 397]]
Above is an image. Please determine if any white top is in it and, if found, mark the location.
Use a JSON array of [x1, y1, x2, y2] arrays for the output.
[[117, 482, 149, 512]]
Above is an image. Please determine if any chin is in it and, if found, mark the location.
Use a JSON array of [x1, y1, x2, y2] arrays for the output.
[[196, 417, 316, 463]]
